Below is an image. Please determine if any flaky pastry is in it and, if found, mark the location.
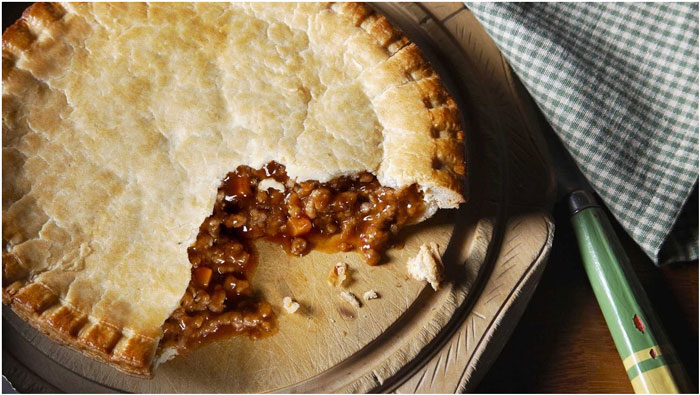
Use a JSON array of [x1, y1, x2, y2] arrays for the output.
[[2, 2, 465, 376]]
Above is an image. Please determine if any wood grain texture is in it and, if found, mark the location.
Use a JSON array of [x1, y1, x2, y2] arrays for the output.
[[476, 199, 699, 393], [2, 3, 487, 392], [391, 214, 553, 393], [3, 216, 461, 393], [370, 3, 556, 393]]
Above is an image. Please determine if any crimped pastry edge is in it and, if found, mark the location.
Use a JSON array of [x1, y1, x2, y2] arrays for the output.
[[331, 2, 466, 214], [2, 1, 466, 377], [3, 2, 158, 377], [4, 281, 157, 377]]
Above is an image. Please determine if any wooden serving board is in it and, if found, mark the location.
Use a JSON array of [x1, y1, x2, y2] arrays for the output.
[[2, 3, 555, 393]]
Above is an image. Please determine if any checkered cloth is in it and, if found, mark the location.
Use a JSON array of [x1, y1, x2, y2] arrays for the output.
[[467, 3, 699, 265]]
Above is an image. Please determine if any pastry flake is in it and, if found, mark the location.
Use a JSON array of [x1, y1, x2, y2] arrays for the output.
[[407, 242, 444, 290], [327, 262, 349, 287], [340, 291, 361, 308], [363, 290, 380, 301], [282, 297, 300, 314]]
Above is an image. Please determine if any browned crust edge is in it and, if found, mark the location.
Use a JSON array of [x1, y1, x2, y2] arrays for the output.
[[331, 2, 466, 207], [3, 280, 157, 377], [2, 2, 156, 378], [1, 1, 466, 379]]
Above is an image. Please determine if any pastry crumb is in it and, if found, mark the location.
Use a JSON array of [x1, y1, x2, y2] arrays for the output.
[[340, 291, 361, 308], [282, 296, 300, 314], [363, 290, 379, 301], [258, 178, 286, 192], [407, 242, 444, 290], [155, 347, 179, 365], [328, 262, 349, 287]]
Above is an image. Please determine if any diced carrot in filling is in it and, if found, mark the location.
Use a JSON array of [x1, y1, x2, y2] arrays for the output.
[[193, 266, 212, 288], [224, 174, 252, 199], [160, 161, 425, 353], [287, 216, 312, 236]]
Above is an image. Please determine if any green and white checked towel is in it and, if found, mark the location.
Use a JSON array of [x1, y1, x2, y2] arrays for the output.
[[468, 3, 699, 265]]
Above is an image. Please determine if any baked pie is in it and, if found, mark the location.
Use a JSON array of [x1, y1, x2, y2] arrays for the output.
[[2, 2, 465, 377]]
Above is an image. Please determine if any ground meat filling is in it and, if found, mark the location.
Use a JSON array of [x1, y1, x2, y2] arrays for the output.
[[160, 162, 425, 351]]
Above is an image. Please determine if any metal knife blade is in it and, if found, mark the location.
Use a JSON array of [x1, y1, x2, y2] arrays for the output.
[[541, 125, 599, 213]]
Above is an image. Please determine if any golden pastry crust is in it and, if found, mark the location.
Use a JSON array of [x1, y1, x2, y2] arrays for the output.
[[2, 2, 465, 376]]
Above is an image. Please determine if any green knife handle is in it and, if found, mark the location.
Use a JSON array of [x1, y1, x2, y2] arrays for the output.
[[571, 199, 692, 393]]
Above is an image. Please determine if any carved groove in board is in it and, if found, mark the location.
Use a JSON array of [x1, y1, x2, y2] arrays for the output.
[[440, 7, 467, 24], [464, 321, 470, 357], [499, 259, 520, 276], [387, 3, 554, 393], [506, 232, 521, 246], [503, 241, 524, 259], [510, 219, 523, 232], [495, 264, 516, 280], [485, 293, 502, 305], [408, 216, 552, 393], [415, 367, 428, 392], [446, 341, 455, 367], [485, 282, 504, 296], [498, 251, 518, 268]]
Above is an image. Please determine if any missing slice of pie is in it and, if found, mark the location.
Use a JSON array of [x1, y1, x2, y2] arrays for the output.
[[2, 2, 465, 377]]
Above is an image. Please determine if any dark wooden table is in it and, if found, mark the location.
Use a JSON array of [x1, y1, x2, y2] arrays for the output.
[[475, 195, 698, 393]]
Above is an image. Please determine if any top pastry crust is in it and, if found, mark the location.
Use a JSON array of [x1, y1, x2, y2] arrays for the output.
[[2, 2, 465, 376]]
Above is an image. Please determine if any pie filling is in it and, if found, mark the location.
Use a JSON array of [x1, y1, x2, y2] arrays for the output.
[[160, 162, 425, 352]]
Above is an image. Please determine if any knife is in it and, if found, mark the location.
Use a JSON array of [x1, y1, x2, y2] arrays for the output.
[[543, 126, 693, 394]]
